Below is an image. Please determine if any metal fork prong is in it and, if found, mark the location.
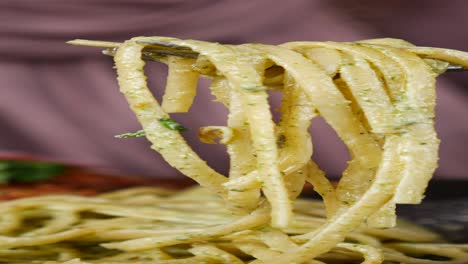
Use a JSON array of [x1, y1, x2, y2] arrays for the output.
[[149, 49, 198, 58], [103, 48, 167, 62], [136, 40, 192, 50], [446, 65, 465, 71], [103, 47, 198, 61], [136, 40, 199, 57]]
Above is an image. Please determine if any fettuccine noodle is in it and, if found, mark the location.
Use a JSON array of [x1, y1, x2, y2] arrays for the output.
[[1, 37, 468, 263]]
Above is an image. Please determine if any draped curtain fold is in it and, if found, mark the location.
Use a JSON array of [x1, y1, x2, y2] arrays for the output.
[[1, 0, 467, 178]]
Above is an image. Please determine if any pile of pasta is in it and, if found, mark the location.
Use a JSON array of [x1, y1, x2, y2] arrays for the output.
[[2, 37, 468, 263], [1, 186, 466, 264]]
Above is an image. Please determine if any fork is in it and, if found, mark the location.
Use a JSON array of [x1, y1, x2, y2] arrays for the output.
[[67, 39, 466, 71]]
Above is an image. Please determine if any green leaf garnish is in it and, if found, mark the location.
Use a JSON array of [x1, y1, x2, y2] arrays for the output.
[[0, 160, 65, 184], [115, 119, 186, 139], [159, 118, 187, 131], [115, 129, 146, 138]]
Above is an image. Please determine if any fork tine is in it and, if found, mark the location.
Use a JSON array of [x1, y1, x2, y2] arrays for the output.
[[136, 40, 192, 50], [148, 49, 198, 58], [67, 39, 120, 48], [446, 65, 465, 71], [102, 48, 197, 62], [135, 40, 199, 57]]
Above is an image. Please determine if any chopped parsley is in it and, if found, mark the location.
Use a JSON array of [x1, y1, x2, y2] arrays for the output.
[[0, 160, 65, 184], [159, 118, 187, 131]]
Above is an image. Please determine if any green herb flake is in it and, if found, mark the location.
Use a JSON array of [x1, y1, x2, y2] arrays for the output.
[[159, 118, 188, 132], [115, 129, 146, 139], [0, 160, 65, 184]]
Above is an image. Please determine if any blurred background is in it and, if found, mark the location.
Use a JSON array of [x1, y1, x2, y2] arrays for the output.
[[1, 0, 467, 179]]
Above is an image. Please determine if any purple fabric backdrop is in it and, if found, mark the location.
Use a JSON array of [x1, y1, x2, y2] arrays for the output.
[[1, 0, 467, 178]]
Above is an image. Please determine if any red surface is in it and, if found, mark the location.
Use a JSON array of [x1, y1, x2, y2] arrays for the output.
[[0, 164, 195, 201], [0, 155, 316, 200]]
